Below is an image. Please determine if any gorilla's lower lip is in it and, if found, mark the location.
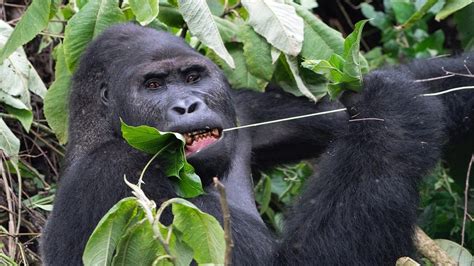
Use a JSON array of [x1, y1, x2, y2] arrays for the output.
[[183, 128, 222, 156]]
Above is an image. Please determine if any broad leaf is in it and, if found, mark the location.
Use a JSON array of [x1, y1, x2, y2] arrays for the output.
[[207, 43, 266, 91], [285, 54, 318, 102], [240, 24, 275, 81], [5, 106, 33, 132], [129, 0, 159, 25], [292, 3, 344, 59], [435, 239, 473, 265], [83, 198, 140, 266], [121, 122, 204, 198], [454, 3, 474, 50], [0, 118, 20, 160], [178, 0, 235, 68], [112, 220, 164, 266], [436, 0, 473, 21], [44, 44, 71, 144], [0, 0, 51, 63], [171, 199, 225, 264], [0, 20, 46, 134], [63, 0, 126, 72], [342, 19, 369, 83], [242, 0, 304, 56]]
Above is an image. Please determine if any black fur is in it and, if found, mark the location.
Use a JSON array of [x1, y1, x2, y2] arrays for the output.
[[40, 23, 474, 265]]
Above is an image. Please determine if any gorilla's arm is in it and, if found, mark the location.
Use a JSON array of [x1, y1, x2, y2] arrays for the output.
[[275, 68, 446, 264], [231, 88, 349, 166], [232, 54, 474, 167]]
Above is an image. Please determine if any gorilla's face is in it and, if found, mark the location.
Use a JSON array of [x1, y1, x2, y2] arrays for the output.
[[99, 28, 238, 180]]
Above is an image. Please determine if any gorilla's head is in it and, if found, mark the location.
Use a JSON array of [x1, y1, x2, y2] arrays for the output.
[[68, 23, 238, 179]]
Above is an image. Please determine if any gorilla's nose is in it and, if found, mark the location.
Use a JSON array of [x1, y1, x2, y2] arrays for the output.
[[168, 96, 204, 119]]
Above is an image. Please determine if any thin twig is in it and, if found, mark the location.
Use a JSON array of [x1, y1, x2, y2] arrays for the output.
[[223, 108, 347, 132], [419, 86, 474, 97], [349, 117, 385, 122], [414, 73, 455, 83], [461, 154, 473, 247], [0, 153, 16, 258], [213, 177, 233, 266]]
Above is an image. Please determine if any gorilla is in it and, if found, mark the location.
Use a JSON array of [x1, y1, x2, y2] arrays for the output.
[[40, 23, 474, 265]]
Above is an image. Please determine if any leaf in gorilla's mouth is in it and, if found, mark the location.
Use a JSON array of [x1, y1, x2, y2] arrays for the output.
[[183, 128, 221, 155]]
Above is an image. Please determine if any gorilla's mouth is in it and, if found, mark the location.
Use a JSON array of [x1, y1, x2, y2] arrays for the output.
[[183, 128, 222, 156]]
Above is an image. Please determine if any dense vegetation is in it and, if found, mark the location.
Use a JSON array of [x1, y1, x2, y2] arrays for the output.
[[0, 0, 473, 265]]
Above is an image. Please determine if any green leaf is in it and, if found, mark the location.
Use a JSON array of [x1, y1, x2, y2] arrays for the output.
[[178, 0, 235, 68], [436, 0, 473, 20], [214, 16, 240, 43], [435, 239, 473, 265], [83, 198, 140, 266], [207, 43, 266, 90], [171, 200, 225, 264], [255, 175, 272, 214], [0, 118, 20, 159], [0, 0, 51, 63], [5, 106, 33, 132], [360, 3, 391, 30], [293, 3, 344, 59], [0, 253, 18, 266], [44, 43, 71, 144], [342, 19, 369, 84], [157, 4, 185, 28], [239, 24, 275, 81], [0, 20, 46, 120], [400, 0, 437, 29], [120, 122, 204, 198], [391, 0, 416, 24], [454, 3, 474, 49], [129, 0, 159, 25], [112, 219, 164, 266], [285, 54, 318, 102], [120, 121, 178, 155], [242, 0, 304, 56], [63, 0, 126, 72]]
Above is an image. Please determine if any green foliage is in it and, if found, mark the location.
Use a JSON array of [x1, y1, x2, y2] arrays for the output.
[[63, 0, 126, 72], [255, 162, 313, 232], [418, 166, 474, 251], [0, 20, 47, 159], [83, 185, 225, 265], [0, 0, 54, 62], [43, 44, 71, 144], [121, 122, 204, 198], [302, 20, 369, 99]]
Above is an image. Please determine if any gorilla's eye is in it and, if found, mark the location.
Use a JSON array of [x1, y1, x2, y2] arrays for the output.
[[186, 73, 200, 84], [145, 79, 163, 89]]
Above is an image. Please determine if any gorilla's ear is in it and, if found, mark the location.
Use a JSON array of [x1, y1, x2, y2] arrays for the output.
[[100, 84, 109, 106]]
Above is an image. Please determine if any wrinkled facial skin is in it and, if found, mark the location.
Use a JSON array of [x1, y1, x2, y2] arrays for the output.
[[91, 26, 238, 181]]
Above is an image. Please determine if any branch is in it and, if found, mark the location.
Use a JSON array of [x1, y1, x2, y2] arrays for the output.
[[414, 226, 456, 266], [213, 177, 233, 265]]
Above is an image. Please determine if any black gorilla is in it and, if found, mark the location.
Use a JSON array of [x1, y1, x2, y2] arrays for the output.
[[41, 23, 474, 265]]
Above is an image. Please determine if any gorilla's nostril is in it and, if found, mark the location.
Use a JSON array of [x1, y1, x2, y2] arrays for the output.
[[188, 102, 199, 113], [173, 106, 186, 115]]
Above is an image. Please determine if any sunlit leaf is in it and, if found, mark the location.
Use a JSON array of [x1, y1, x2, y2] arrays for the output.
[[171, 199, 225, 264], [129, 0, 159, 25], [0, 0, 51, 63], [121, 122, 204, 198], [44, 44, 71, 144], [178, 0, 235, 68], [63, 0, 126, 72], [83, 198, 140, 266], [242, 0, 304, 56], [436, 0, 473, 21]]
